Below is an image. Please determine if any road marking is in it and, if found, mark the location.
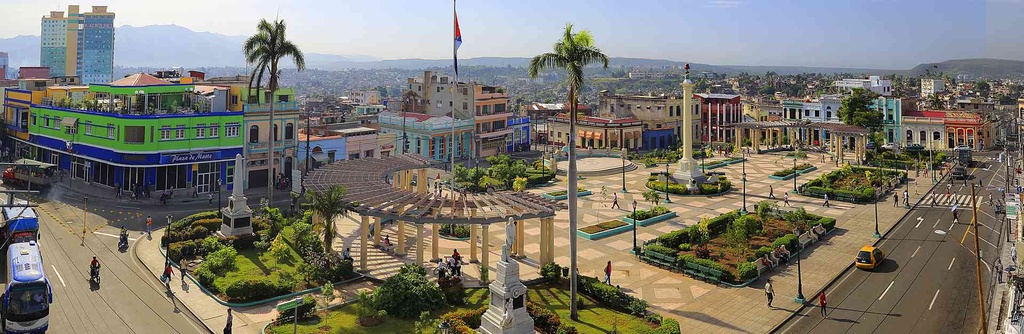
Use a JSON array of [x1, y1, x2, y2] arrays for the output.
[[982, 258, 992, 273], [935, 230, 947, 235], [94, 231, 137, 241], [916, 217, 924, 228], [51, 265, 65, 287], [950, 223, 956, 231], [929, 290, 940, 310], [948, 257, 956, 270], [934, 219, 940, 228], [912, 246, 921, 258], [879, 281, 895, 301]]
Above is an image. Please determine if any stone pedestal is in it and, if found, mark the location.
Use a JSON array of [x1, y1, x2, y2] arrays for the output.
[[674, 157, 704, 190], [220, 154, 253, 237], [479, 260, 535, 334]]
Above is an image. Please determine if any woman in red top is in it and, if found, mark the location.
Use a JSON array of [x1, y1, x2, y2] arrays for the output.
[[819, 292, 827, 318]]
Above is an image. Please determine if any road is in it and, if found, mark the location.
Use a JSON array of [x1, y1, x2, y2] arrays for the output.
[[779, 152, 1008, 334], [0, 186, 209, 333]]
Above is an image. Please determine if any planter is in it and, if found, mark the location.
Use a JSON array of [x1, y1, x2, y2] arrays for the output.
[[767, 166, 818, 180], [622, 211, 677, 227], [701, 158, 746, 170], [541, 190, 593, 201], [576, 221, 634, 240]]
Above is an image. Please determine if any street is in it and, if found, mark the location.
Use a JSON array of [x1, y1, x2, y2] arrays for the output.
[[779, 151, 1008, 334], [0, 184, 210, 333]]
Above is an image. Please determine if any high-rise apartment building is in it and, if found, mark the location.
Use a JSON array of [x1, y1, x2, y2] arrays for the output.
[[40, 5, 115, 84], [0, 52, 8, 79]]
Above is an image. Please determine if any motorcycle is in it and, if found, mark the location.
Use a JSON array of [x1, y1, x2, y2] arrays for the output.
[[118, 233, 129, 250], [89, 264, 101, 284]]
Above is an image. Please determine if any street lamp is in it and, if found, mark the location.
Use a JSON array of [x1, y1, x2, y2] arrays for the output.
[[664, 162, 672, 203], [741, 155, 747, 214], [621, 148, 627, 193], [437, 320, 452, 334], [794, 225, 806, 304], [873, 179, 881, 238], [217, 178, 223, 217], [792, 156, 798, 194], [632, 200, 638, 255], [164, 214, 173, 264]]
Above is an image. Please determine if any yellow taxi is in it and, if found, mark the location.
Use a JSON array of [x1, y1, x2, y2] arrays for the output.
[[855, 245, 885, 270]]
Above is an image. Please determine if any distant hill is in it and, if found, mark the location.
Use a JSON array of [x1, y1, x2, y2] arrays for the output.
[[905, 58, 1024, 79]]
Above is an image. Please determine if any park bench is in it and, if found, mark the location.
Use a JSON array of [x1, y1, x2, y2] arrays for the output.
[[704, 268, 723, 284], [812, 224, 828, 236], [798, 232, 816, 249], [836, 194, 856, 202], [685, 262, 706, 280], [754, 259, 769, 276], [642, 251, 677, 270]]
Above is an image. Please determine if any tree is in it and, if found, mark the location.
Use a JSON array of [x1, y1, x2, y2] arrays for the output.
[[724, 219, 752, 260], [529, 23, 609, 321], [927, 93, 945, 110], [244, 18, 306, 202], [975, 80, 991, 98], [303, 185, 346, 256], [690, 218, 711, 258], [642, 189, 662, 207], [838, 88, 882, 131]]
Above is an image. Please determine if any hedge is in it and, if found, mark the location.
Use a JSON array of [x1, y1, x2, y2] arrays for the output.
[[755, 246, 773, 259], [644, 318, 681, 334], [737, 262, 758, 281], [170, 211, 219, 231], [526, 172, 556, 186], [771, 163, 815, 177], [160, 225, 210, 247], [644, 244, 676, 257], [772, 234, 798, 252], [655, 210, 739, 249], [579, 276, 649, 317], [191, 218, 221, 232], [819, 217, 837, 231], [676, 254, 735, 282], [627, 206, 671, 221], [224, 277, 294, 302], [275, 296, 316, 322], [167, 238, 209, 262], [441, 306, 487, 330]]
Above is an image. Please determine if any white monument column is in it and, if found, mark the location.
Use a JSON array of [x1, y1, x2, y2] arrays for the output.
[[674, 64, 703, 189]]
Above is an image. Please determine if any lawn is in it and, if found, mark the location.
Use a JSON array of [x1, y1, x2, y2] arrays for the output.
[[269, 283, 657, 334], [203, 226, 306, 301], [579, 220, 628, 234]]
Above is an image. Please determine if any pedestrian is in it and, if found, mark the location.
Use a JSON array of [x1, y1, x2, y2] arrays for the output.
[[952, 210, 959, 224], [765, 278, 775, 308], [224, 309, 233, 334], [893, 193, 899, 207], [769, 185, 776, 199], [163, 263, 174, 288], [208, 193, 214, 206], [823, 193, 830, 207], [997, 262, 1004, 283], [146, 215, 153, 236], [784, 192, 791, 207], [903, 189, 909, 206], [604, 261, 612, 285], [611, 193, 620, 209], [819, 292, 828, 318]]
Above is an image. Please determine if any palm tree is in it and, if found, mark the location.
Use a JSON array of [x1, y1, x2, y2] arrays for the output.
[[244, 19, 306, 203], [304, 185, 347, 255], [528, 23, 608, 320]]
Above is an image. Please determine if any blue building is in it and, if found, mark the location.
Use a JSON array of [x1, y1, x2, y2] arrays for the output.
[[506, 116, 531, 152]]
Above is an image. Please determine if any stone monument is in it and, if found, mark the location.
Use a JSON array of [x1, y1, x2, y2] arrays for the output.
[[674, 63, 705, 190], [220, 154, 253, 236], [479, 217, 535, 334]]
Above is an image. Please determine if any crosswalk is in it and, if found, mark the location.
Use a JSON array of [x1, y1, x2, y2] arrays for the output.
[[923, 193, 985, 208]]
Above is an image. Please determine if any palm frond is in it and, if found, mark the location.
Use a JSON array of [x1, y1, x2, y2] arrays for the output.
[[279, 41, 306, 71], [528, 53, 565, 78]]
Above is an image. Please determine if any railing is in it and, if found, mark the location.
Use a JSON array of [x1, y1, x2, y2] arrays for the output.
[[37, 98, 215, 115], [243, 101, 299, 113], [247, 139, 297, 150]]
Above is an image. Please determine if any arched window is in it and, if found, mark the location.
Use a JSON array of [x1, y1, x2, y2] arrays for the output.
[[906, 130, 913, 144], [273, 124, 279, 141], [285, 123, 294, 140], [249, 125, 259, 143], [920, 131, 926, 144]]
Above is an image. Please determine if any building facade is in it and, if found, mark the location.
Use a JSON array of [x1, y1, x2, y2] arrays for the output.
[[547, 113, 643, 150], [377, 111, 473, 161], [597, 91, 697, 150], [40, 5, 115, 84], [901, 110, 946, 150], [402, 71, 473, 119], [833, 76, 892, 96], [473, 84, 512, 158], [238, 87, 299, 189], [921, 79, 945, 97], [874, 96, 903, 146], [694, 93, 741, 143], [506, 116, 531, 153]]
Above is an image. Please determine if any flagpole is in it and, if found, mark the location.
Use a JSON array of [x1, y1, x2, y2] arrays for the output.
[[451, 0, 458, 192]]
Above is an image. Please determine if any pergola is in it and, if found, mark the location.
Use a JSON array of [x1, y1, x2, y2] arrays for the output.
[[729, 121, 870, 163], [304, 154, 566, 271]]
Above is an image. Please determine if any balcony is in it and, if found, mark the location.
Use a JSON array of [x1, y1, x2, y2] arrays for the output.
[[243, 101, 298, 113], [247, 139, 297, 151], [39, 95, 215, 116]]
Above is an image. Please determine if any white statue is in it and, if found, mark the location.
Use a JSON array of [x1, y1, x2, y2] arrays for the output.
[[501, 297, 515, 328], [502, 217, 515, 262]]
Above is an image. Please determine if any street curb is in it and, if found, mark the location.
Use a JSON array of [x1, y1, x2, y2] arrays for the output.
[[769, 173, 945, 333], [131, 233, 215, 334]]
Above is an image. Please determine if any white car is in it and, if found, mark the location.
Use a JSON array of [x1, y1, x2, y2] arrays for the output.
[[881, 143, 895, 150]]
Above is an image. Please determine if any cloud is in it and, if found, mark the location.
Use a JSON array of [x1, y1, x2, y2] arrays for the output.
[[705, 0, 743, 8]]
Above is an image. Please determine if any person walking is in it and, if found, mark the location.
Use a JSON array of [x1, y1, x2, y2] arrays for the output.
[[768, 185, 776, 199], [819, 292, 828, 318], [611, 193, 621, 209], [893, 193, 899, 207], [952, 210, 959, 224], [224, 309, 233, 334], [146, 215, 153, 236], [765, 278, 775, 308], [783, 192, 791, 207], [823, 193, 830, 207], [903, 189, 909, 206], [162, 263, 174, 289], [997, 261, 1004, 283], [604, 261, 612, 285]]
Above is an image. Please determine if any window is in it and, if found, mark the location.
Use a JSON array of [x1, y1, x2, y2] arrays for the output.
[[463, 102, 468, 110], [226, 122, 240, 137], [209, 123, 219, 138], [175, 125, 186, 139], [65, 125, 77, 135], [437, 87, 441, 93], [920, 131, 926, 144], [160, 126, 171, 140], [85, 121, 92, 135], [285, 123, 294, 140], [933, 131, 941, 141], [107, 124, 115, 139], [273, 124, 279, 141], [196, 123, 206, 138]]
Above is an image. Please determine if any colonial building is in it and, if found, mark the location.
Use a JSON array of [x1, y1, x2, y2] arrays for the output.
[[473, 84, 512, 158], [694, 93, 740, 143], [377, 111, 473, 161], [597, 91, 698, 150], [901, 110, 946, 150], [547, 113, 643, 150]]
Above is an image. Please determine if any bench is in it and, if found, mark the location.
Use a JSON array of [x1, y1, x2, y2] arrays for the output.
[[705, 268, 723, 284], [812, 224, 827, 237], [755, 259, 768, 276], [836, 194, 856, 202], [642, 251, 677, 269], [798, 232, 816, 249], [685, 262, 705, 280]]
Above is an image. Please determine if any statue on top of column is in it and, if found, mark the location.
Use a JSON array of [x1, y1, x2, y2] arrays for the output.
[[502, 217, 515, 262]]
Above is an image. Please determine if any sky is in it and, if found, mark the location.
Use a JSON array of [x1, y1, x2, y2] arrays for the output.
[[2, 0, 1021, 69]]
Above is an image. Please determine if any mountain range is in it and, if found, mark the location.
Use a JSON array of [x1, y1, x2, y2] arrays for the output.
[[0, 24, 1021, 78]]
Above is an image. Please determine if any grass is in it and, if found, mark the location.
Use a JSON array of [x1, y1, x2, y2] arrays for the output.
[[270, 283, 656, 334], [546, 187, 588, 197], [210, 228, 305, 297], [579, 220, 629, 234]]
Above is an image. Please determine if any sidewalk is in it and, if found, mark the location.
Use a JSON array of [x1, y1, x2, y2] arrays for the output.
[[135, 228, 375, 334], [49, 177, 296, 207]]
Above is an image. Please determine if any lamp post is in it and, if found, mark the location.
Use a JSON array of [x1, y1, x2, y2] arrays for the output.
[[632, 200, 638, 255], [164, 214, 173, 264], [741, 155, 747, 214], [437, 320, 452, 334], [930, 149, 936, 183], [794, 225, 806, 303], [217, 178, 223, 217], [873, 184, 881, 238], [621, 148, 627, 193], [664, 162, 672, 203], [792, 156, 798, 194]]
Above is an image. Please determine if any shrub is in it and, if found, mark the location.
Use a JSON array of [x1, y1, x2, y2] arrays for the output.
[[677, 254, 734, 282], [193, 264, 215, 287], [203, 247, 238, 274], [627, 206, 671, 221], [647, 318, 681, 334], [275, 296, 316, 322], [201, 235, 225, 253], [371, 264, 443, 319], [190, 218, 221, 232], [756, 200, 778, 218], [441, 306, 487, 329], [578, 275, 649, 316], [440, 224, 470, 238], [439, 276, 467, 306], [678, 243, 692, 251], [644, 244, 676, 257], [755, 246, 773, 259], [819, 217, 837, 231], [541, 262, 562, 282], [737, 262, 758, 280], [527, 302, 562, 333], [170, 211, 220, 231], [657, 229, 690, 249], [222, 233, 259, 250], [269, 236, 293, 263], [160, 225, 210, 246], [224, 278, 291, 302], [167, 239, 208, 262], [772, 234, 799, 252], [732, 214, 761, 236]]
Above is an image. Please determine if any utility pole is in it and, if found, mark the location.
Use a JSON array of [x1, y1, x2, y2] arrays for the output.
[[82, 197, 88, 246], [969, 183, 987, 333]]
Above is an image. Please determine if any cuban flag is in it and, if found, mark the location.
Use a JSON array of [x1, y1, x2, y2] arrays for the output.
[[454, 2, 462, 79]]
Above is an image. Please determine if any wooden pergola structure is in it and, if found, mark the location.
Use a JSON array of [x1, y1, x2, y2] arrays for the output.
[[729, 121, 870, 163], [304, 154, 565, 271]]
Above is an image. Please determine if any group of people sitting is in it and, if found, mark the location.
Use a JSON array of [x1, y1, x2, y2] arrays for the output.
[[434, 250, 463, 280], [760, 244, 792, 272]]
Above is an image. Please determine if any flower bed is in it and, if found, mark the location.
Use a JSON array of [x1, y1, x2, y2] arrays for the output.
[[642, 202, 837, 284], [700, 157, 746, 169], [577, 220, 632, 240], [799, 165, 906, 203], [541, 187, 592, 200], [627, 206, 671, 221], [768, 163, 817, 180], [646, 175, 732, 196], [785, 151, 808, 159], [623, 210, 677, 227]]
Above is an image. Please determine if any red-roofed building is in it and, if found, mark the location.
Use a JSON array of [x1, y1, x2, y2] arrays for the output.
[[548, 113, 643, 150], [109, 72, 173, 86], [902, 109, 992, 150]]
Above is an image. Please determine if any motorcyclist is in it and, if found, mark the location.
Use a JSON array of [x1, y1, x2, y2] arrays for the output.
[[119, 226, 129, 248], [89, 256, 100, 280]]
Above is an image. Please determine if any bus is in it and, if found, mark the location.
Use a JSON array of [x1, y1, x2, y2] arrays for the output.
[[2, 241, 52, 333], [955, 145, 973, 167], [0, 198, 38, 245], [1, 160, 59, 190]]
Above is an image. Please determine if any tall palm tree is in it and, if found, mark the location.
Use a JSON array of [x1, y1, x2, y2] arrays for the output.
[[304, 185, 347, 255], [528, 23, 608, 321], [244, 19, 306, 203]]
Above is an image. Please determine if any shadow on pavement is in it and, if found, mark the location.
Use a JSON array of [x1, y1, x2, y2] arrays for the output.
[[664, 309, 753, 334]]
